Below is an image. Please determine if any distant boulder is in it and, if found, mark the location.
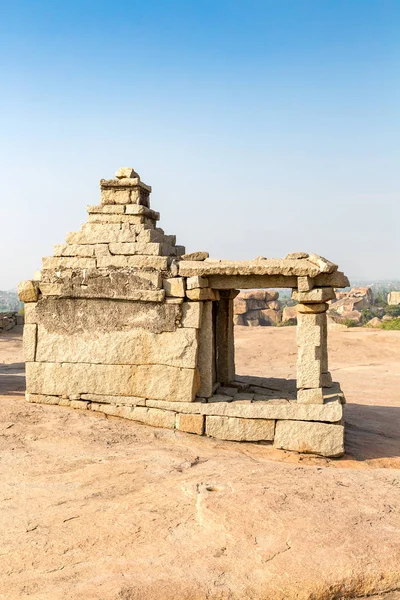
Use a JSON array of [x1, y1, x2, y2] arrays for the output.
[[388, 291, 400, 306], [282, 306, 297, 324], [367, 317, 382, 328]]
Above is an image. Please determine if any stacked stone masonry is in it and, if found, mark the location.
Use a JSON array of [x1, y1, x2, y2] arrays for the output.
[[18, 167, 350, 457]]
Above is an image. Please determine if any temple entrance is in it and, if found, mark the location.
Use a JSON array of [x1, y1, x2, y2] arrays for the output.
[[207, 288, 298, 403]]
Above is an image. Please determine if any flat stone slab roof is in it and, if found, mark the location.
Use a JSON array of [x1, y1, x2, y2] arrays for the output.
[[178, 255, 337, 278]]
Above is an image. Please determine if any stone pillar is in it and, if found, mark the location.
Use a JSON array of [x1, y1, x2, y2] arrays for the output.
[[296, 303, 325, 404], [293, 286, 335, 403], [215, 290, 238, 385], [320, 312, 333, 387], [197, 301, 215, 398]]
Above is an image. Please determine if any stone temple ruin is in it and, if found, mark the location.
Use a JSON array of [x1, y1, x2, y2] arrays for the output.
[[18, 167, 349, 457]]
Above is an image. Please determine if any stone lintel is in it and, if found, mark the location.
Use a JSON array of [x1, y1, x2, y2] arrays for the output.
[[179, 259, 322, 278], [314, 271, 349, 288], [208, 275, 298, 289]]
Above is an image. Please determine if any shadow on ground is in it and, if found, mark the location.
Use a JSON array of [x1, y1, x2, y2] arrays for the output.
[[0, 362, 25, 396]]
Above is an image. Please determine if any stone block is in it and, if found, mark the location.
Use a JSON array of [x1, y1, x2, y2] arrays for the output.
[[163, 277, 186, 297], [297, 303, 328, 314], [114, 406, 137, 419], [297, 276, 314, 292], [296, 312, 323, 346], [23, 303, 37, 324], [53, 244, 95, 258], [70, 400, 89, 410], [307, 254, 338, 274], [39, 271, 163, 300], [23, 324, 37, 362], [88, 213, 149, 226], [18, 280, 39, 303], [58, 398, 71, 407], [206, 415, 275, 441], [181, 302, 203, 328], [101, 188, 131, 205], [297, 345, 322, 389], [97, 255, 169, 270], [125, 205, 160, 220], [132, 406, 176, 429], [186, 276, 209, 290], [94, 244, 112, 257], [186, 288, 219, 301], [274, 420, 344, 457], [26, 362, 199, 403], [66, 223, 136, 245], [115, 167, 138, 179], [42, 257, 96, 270], [137, 228, 176, 245], [181, 251, 209, 261], [293, 288, 335, 303], [297, 388, 323, 404], [87, 204, 125, 214], [92, 403, 119, 415], [176, 413, 204, 435], [30, 297, 180, 334], [36, 327, 198, 368], [26, 393, 60, 405], [314, 271, 349, 288], [108, 242, 164, 256]]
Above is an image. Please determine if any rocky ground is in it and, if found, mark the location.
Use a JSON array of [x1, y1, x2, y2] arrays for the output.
[[0, 325, 399, 600]]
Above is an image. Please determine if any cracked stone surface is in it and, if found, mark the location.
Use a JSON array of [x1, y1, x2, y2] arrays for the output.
[[0, 325, 399, 599]]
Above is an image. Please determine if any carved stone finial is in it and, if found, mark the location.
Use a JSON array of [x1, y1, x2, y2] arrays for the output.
[[115, 167, 139, 180]]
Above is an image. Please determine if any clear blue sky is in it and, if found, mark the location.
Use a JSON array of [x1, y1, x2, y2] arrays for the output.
[[0, 0, 399, 288]]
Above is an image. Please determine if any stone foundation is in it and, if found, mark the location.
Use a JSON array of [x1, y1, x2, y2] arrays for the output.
[[26, 377, 345, 457]]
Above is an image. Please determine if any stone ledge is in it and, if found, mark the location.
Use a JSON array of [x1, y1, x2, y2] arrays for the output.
[[100, 178, 152, 192], [144, 397, 342, 422], [38, 284, 165, 303], [25, 394, 344, 455]]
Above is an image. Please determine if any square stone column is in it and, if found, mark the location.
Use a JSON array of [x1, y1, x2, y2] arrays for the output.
[[215, 290, 238, 385], [296, 301, 329, 404]]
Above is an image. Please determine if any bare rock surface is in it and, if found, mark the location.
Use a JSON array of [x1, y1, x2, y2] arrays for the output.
[[0, 325, 399, 599]]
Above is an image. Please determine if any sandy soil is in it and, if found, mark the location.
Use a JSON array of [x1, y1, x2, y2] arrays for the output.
[[0, 325, 399, 600]]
